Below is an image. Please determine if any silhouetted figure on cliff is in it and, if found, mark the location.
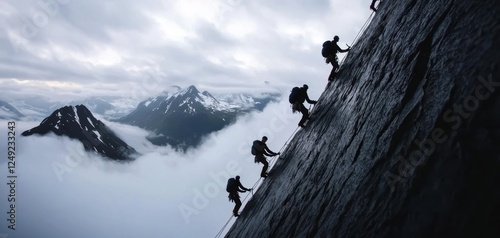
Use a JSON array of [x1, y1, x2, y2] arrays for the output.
[[252, 136, 280, 178], [322, 35, 351, 81], [226, 175, 251, 217], [289, 84, 317, 127], [370, 0, 379, 12]]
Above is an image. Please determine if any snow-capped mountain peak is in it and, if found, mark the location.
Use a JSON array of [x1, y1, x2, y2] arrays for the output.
[[118, 85, 280, 150], [140, 85, 236, 115], [22, 105, 137, 160], [175, 86, 228, 112], [182, 85, 200, 96]]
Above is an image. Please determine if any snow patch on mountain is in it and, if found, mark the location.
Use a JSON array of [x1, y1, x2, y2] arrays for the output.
[[22, 105, 138, 160], [73, 106, 82, 129]]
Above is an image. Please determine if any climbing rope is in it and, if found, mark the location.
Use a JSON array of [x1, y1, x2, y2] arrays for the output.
[[214, 214, 234, 238], [214, 125, 301, 238], [338, 11, 375, 68], [351, 11, 375, 47], [215, 9, 378, 238], [215, 103, 317, 237], [266, 126, 301, 174]]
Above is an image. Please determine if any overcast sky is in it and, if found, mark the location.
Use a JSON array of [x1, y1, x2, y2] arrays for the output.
[[0, 0, 375, 237], [1, 0, 373, 103]]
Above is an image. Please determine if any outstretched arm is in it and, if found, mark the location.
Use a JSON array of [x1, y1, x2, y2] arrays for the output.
[[264, 145, 279, 156], [263, 151, 273, 156], [336, 44, 350, 53], [305, 94, 317, 104], [237, 181, 250, 191]]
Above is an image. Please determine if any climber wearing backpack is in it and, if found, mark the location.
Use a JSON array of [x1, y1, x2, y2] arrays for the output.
[[226, 175, 251, 217], [289, 84, 317, 128], [322, 35, 351, 81], [251, 136, 280, 178], [370, 0, 379, 12]]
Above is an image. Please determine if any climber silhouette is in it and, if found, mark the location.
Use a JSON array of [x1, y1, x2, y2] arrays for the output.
[[289, 84, 317, 127], [323, 35, 350, 81], [252, 136, 280, 178], [227, 175, 251, 217], [370, 0, 379, 12]]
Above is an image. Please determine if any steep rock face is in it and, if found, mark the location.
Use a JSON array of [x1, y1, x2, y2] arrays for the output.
[[226, 0, 500, 237], [22, 105, 137, 161]]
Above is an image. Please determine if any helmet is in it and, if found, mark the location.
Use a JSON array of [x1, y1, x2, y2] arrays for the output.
[[236, 175, 240, 180], [333, 35, 339, 41], [303, 84, 309, 90], [262, 136, 268, 141]]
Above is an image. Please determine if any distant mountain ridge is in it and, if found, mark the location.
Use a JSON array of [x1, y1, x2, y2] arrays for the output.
[[214, 92, 281, 111], [6, 85, 280, 151], [7, 96, 140, 120], [22, 105, 137, 161], [3, 86, 280, 121], [0, 100, 24, 120], [69, 97, 114, 115], [118, 85, 280, 150]]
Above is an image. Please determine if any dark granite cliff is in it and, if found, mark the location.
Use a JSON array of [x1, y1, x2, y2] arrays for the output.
[[225, 0, 500, 237]]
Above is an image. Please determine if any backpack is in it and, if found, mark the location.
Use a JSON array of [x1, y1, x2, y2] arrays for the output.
[[251, 140, 261, 155], [288, 87, 301, 104], [321, 40, 332, 57], [226, 178, 237, 193]]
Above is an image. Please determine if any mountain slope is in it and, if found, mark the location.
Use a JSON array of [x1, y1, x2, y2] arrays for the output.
[[225, 0, 500, 237], [69, 97, 115, 115], [118, 86, 279, 149], [7, 96, 62, 120], [214, 92, 281, 111], [66, 96, 141, 119], [119, 85, 238, 149], [0, 100, 24, 119], [22, 105, 137, 161]]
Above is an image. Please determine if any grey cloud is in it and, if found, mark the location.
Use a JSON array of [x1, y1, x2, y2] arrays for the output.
[[192, 21, 238, 49], [1, 0, 367, 107]]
